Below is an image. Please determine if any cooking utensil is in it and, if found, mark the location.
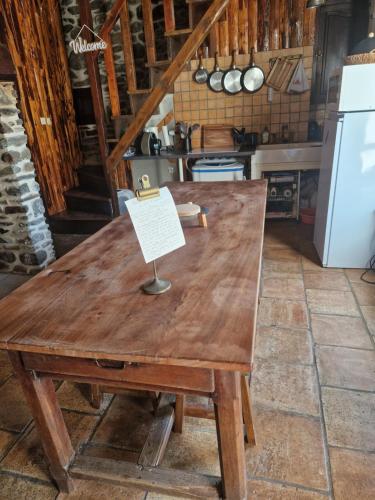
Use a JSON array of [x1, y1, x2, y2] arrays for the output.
[[222, 50, 242, 95], [208, 52, 224, 92], [241, 47, 265, 93], [193, 54, 209, 84], [266, 57, 294, 91], [245, 132, 258, 147], [232, 127, 246, 145]]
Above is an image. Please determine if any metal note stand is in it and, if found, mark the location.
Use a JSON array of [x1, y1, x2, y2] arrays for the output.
[[142, 260, 171, 295], [136, 175, 172, 295]]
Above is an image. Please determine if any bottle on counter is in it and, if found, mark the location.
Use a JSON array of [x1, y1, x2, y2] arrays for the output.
[[261, 126, 270, 145]]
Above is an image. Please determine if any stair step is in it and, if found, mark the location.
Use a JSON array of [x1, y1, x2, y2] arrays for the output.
[[77, 166, 109, 196], [127, 88, 152, 95], [64, 189, 113, 217], [49, 210, 112, 235], [165, 28, 193, 37], [145, 60, 171, 68]]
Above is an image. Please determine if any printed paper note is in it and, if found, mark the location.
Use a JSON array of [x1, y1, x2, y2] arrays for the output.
[[125, 187, 186, 263]]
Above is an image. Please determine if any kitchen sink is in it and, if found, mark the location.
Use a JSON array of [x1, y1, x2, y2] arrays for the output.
[[251, 142, 322, 179]]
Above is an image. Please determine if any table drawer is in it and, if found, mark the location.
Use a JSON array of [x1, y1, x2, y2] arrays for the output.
[[21, 353, 214, 393]]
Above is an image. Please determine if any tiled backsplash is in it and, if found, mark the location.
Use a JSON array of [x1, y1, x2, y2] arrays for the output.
[[173, 46, 314, 148]]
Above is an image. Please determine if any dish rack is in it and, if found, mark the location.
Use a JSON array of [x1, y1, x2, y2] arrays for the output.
[[262, 171, 301, 220]]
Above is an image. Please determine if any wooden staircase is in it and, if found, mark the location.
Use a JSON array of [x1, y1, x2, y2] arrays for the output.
[[52, 0, 229, 235]]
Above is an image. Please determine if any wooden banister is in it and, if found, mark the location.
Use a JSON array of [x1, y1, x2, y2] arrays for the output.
[[107, 0, 230, 173], [163, 0, 176, 33], [141, 0, 156, 65], [120, 0, 137, 92]]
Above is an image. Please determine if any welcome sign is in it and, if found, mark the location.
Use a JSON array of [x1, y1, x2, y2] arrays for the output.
[[69, 24, 107, 54]]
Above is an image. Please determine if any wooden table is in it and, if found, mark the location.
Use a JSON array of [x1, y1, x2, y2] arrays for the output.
[[0, 181, 267, 499]]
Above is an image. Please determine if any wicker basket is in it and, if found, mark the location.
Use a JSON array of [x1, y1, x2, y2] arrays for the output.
[[346, 50, 375, 65]]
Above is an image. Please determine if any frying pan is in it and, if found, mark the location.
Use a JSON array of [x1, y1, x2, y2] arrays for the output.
[[241, 47, 265, 93], [222, 50, 242, 95], [208, 52, 224, 92], [193, 54, 209, 84]]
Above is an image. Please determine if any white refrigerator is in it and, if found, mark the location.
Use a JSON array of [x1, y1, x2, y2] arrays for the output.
[[314, 64, 375, 269]]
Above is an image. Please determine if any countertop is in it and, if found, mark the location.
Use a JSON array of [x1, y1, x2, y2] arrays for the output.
[[127, 146, 255, 161]]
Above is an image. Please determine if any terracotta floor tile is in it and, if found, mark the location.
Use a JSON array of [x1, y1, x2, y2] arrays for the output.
[[0, 429, 16, 459], [258, 298, 309, 329], [316, 346, 375, 391], [352, 282, 375, 306], [321, 387, 375, 451], [306, 289, 360, 316], [57, 382, 113, 415], [92, 393, 154, 451], [330, 447, 375, 500], [255, 326, 313, 365], [253, 360, 320, 416], [0, 351, 12, 383], [263, 258, 302, 276], [311, 314, 373, 349], [302, 256, 324, 272], [246, 407, 328, 490], [0, 474, 57, 499], [2, 411, 99, 481], [262, 277, 305, 301], [361, 306, 375, 335], [0, 376, 32, 432], [263, 247, 302, 261], [161, 427, 220, 476], [304, 271, 350, 291], [346, 268, 375, 284], [247, 479, 328, 499], [57, 478, 144, 500]]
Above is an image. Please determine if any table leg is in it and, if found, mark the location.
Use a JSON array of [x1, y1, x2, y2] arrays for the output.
[[8, 352, 75, 493], [173, 394, 185, 433], [241, 375, 256, 446], [214, 370, 247, 500], [90, 384, 103, 409]]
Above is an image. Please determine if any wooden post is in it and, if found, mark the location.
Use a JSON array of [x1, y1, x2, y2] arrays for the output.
[[79, 0, 120, 216], [214, 370, 247, 499], [107, 0, 230, 173], [279, 0, 290, 49], [9, 352, 74, 493], [103, 38, 121, 118], [142, 0, 156, 65], [228, 0, 239, 53], [270, 0, 280, 50], [238, 0, 249, 54], [163, 0, 176, 33], [120, 0, 137, 92], [173, 394, 185, 433], [248, 0, 258, 52], [209, 22, 220, 57], [303, 4, 316, 46], [219, 11, 230, 56]]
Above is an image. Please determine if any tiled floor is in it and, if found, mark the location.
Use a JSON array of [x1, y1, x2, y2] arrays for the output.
[[0, 221, 374, 499]]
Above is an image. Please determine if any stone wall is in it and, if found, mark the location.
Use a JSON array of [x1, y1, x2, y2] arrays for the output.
[[0, 82, 55, 274]]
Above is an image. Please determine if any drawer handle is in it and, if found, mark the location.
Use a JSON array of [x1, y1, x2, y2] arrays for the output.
[[95, 359, 125, 370]]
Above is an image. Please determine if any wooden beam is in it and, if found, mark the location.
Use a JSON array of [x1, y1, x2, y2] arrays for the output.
[[138, 397, 174, 467], [107, 0, 230, 173], [219, 12, 230, 56], [79, 0, 119, 215], [303, 4, 316, 46], [142, 0, 156, 65], [98, 0, 126, 42], [248, 0, 258, 52], [71, 456, 221, 498], [119, 1, 137, 92], [163, 0, 176, 33], [103, 38, 121, 118], [209, 22, 220, 57], [238, 0, 249, 54], [270, 0, 280, 50], [228, 0, 239, 53], [279, 0, 290, 49]]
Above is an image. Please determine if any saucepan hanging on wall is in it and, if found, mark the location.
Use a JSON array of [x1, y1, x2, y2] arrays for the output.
[[222, 50, 243, 95], [208, 52, 224, 92], [193, 54, 209, 84], [241, 47, 265, 93]]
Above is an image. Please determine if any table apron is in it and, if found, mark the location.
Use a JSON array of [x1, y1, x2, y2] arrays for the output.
[[21, 353, 215, 394]]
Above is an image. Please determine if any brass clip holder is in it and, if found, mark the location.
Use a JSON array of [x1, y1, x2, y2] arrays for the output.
[[136, 175, 172, 295]]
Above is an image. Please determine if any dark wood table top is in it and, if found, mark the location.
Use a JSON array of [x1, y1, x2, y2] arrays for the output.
[[0, 181, 267, 372]]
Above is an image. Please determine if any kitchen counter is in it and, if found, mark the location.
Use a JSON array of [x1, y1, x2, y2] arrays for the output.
[[127, 147, 255, 182]]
